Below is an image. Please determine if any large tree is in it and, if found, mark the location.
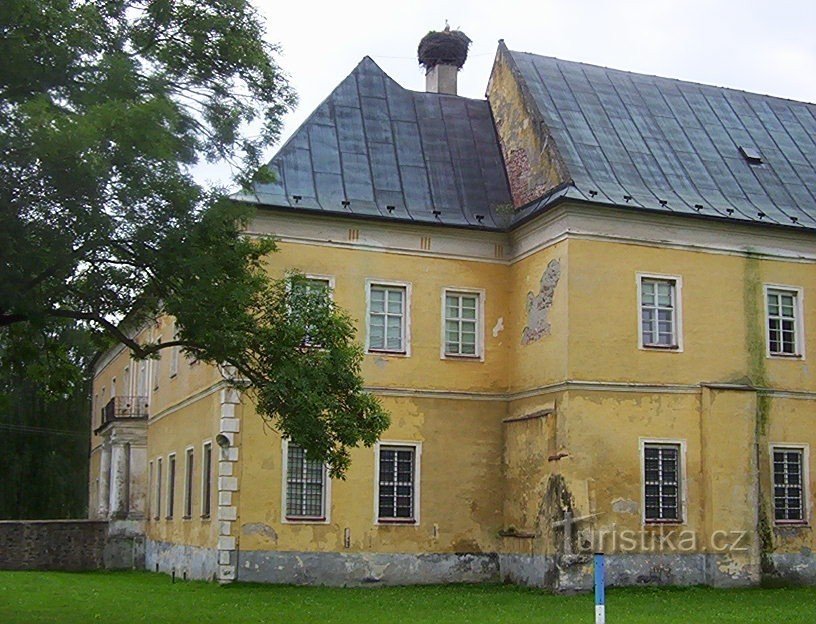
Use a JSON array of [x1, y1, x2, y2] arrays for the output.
[[0, 0, 388, 475]]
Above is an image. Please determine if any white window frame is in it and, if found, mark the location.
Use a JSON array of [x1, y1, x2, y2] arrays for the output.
[[365, 279, 412, 356], [147, 460, 153, 521], [280, 438, 331, 524], [770, 443, 810, 526], [639, 438, 687, 525], [440, 287, 485, 361], [166, 452, 176, 519], [183, 446, 194, 520], [764, 284, 805, 359], [636, 273, 683, 352], [201, 441, 212, 519], [373, 440, 422, 525]]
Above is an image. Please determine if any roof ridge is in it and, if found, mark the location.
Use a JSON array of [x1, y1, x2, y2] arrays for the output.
[[506, 49, 816, 108]]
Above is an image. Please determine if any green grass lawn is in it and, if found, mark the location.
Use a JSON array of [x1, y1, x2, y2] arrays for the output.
[[2, 571, 816, 623]]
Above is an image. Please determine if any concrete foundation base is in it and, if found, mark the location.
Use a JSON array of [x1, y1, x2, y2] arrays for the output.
[[237, 551, 500, 586]]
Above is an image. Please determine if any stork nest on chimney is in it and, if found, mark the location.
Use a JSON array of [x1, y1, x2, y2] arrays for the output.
[[417, 28, 471, 70]]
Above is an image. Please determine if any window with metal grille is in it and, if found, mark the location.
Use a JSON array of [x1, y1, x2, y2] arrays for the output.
[[640, 278, 677, 347], [201, 442, 212, 518], [285, 443, 326, 519], [444, 291, 479, 357], [378, 446, 416, 521], [368, 285, 406, 353], [773, 447, 806, 523], [767, 289, 800, 356], [643, 443, 682, 522], [155, 457, 162, 520], [184, 448, 194, 519]]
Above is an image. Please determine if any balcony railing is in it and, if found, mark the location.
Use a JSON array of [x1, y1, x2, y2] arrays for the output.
[[100, 396, 149, 428]]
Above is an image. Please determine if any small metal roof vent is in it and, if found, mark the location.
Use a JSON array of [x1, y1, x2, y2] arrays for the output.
[[739, 145, 763, 165]]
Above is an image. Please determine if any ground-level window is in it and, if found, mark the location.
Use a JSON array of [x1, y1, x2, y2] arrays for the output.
[[773, 446, 807, 523], [367, 283, 409, 354], [167, 454, 176, 519], [377, 444, 419, 523], [766, 288, 802, 357], [284, 442, 327, 520], [201, 442, 212, 518], [443, 290, 481, 357], [155, 458, 162, 520], [643, 442, 682, 522], [183, 448, 194, 519], [147, 461, 153, 520], [639, 276, 680, 348]]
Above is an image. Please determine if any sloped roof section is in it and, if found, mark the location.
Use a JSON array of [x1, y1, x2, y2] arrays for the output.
[[238, 57, 512, 229], [507, 50, 816, 230]]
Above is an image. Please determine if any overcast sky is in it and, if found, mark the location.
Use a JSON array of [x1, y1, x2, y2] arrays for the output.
[[197, 0, 816, 186]]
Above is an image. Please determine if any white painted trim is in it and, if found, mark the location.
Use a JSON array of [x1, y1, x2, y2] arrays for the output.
[[639, 438, 688, 526], [769, 443, 811, 526], [155, 456, 163, 520], [201, 440, 213, 519], [147, 460, 153, 521], [440, 287, 486, 361], [373, 440, 422, 526], [280, 438, 332, 525], [763, 284, 806, 360], [365, 279, 412, 357], [304, 274, 336, 296], [149, 380, 228, 424], [636, 272, 684, 353]]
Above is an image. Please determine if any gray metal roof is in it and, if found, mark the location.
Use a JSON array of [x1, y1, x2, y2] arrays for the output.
[[507, 49, 816, 230], [238, 57, 512, 229]]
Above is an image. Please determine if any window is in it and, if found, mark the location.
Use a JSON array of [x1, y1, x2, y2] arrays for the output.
[[766, 287, 803, 357], [201, 442, 212, 518], [152, 339, 161, 391], [169, 322, 180, 377], [443, 290, 483, 358], [183, 448, 194, 519], [642, 442, 683, 523], [166, 454, 176, 519], [147, 460, 153, 521], [155, 458, 162, 520], [638, 275, 681, 349], [290, 276, 333, 346], [367, 282, 410, 354], [284, 442, 328, 521], [377, 444, 420, 523], [773, 446, 807, 524]]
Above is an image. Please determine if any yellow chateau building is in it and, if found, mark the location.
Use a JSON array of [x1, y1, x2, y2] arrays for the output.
[[89, 36, 816, 590]]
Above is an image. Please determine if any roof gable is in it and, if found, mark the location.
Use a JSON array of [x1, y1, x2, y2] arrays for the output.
[[240, 57, 512, 229], [506, 49, 816, 230]]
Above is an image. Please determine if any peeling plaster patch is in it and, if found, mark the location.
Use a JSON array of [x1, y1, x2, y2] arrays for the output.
[[492, 317, 505, 337], [373, 357, 388, 369], [611, 498, 639, 515], [242, 523, 278, 543], [521, 259, 561, 345]]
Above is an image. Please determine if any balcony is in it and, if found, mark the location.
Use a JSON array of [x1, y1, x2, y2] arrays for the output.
[[97, 396, 149, 432]]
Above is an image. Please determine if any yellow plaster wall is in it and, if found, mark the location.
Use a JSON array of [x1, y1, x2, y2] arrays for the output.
[[236, 395, 505, 554], [143, 391, 223, 548], [567, 238, 815, 391], [265, 241, 512, 394]]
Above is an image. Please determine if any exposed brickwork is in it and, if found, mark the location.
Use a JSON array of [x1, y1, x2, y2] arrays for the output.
[[0, 520, 108, 571]]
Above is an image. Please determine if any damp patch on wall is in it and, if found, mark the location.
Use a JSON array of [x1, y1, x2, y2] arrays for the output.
[[521, 259, 561, 345]]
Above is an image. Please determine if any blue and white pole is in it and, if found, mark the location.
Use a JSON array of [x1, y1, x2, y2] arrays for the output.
[[594, 552, 606, 624]]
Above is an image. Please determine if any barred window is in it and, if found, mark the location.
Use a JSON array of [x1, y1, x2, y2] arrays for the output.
[[167, 454, 176, 519], [444, 291, 480, 357], [183, 448, 194, 519], [640, 278, 678, 348], [643, 443, 682, 522], [378, 446, 416, 522], [285, 443, 326, 520], [773, 447, 806, 523], [201, 442, 212, 518], [368, 285, 406, 353], [767, 289, 800, 356]]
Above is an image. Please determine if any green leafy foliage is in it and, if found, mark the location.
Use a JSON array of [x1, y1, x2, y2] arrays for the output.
[[0, 0, 389, 475]]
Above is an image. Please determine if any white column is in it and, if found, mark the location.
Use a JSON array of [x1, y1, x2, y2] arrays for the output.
[[98, 443, 112, 518], [109, 442, 130, 518]]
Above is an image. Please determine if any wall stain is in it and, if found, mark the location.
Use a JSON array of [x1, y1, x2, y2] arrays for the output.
[[521, 259, 561, 345]]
